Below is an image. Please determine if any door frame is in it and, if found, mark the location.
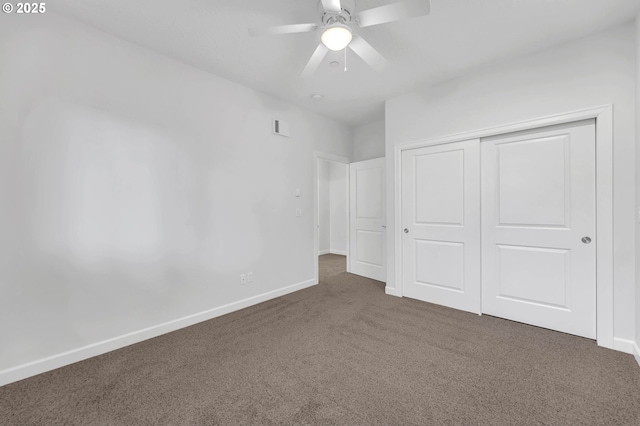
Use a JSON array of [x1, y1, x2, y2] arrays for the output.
[[313, 151, 350, 284], [390, 105, 614, 349]]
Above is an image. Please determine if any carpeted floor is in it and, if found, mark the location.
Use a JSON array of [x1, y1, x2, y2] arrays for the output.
[[1, 254, 640, 425]]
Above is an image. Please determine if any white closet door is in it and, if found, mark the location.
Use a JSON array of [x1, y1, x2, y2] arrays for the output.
[[401, 140, 481, 314], [481, 120, 596, 338], [349, 158, 386, 281]]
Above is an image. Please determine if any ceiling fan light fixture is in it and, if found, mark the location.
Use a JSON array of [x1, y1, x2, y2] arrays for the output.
[[321, 24, 352, 51]]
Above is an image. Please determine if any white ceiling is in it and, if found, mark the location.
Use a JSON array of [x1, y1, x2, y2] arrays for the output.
[[54, 0, 640, 126]]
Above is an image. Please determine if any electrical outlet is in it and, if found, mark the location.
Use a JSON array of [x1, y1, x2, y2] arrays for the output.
[[247, 272, 253, 282], [240, 274, 247, 284]]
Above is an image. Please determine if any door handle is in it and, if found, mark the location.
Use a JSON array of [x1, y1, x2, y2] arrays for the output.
[[381, 225, 387, 228], [404, 228, 409, 234], [582, 236, 592, 244]]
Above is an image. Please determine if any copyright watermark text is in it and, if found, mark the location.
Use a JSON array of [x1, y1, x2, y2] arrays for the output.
[[3, 3, 46, 13]]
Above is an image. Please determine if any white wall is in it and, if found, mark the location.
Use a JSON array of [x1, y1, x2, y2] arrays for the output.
[[0, 13, 352, 382], [318, 159, 331, 254], [636, 13, 640, 361], [353, 120, 385, 162], [386, 24, 636, 344], [329, 161, 348, 254]]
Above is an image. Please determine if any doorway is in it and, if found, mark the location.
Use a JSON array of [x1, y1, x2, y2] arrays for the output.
[[315, 154, 349, 283]]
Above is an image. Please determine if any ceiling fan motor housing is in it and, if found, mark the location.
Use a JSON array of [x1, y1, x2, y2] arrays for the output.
[[319, 0, 355, 26]]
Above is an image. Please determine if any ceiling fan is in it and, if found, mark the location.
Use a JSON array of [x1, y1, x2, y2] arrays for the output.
[[248, 0, 431, 77]]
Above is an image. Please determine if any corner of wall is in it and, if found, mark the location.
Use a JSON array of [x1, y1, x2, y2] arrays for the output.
[[353, 120, 386, 162], [635, 9, 640, 356]]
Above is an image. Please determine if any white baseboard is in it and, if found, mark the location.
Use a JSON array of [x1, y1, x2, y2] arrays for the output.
[[318, 249, 330, 255], [0, 278, 317, 387], [633, 342, 640, 368], [612, 337, 635, 354], [385, 286, 401, 297], [329, 249, 347, 256]]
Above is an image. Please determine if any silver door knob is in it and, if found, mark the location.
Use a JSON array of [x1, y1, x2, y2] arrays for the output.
[[404, 228, 409, 234], [582, 236, 592, 244]]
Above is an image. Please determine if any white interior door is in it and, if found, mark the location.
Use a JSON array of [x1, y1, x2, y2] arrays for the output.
[[481, 120, 596, 338], [349, 158, 385, 281], [401, 140, 481, 314]]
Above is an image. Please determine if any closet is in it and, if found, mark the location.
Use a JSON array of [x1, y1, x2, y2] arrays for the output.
[[401, 119, 596, 338]]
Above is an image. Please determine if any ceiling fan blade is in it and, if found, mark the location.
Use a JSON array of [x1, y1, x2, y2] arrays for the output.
[[301, 43, 329, 78], [249, 23, 319, 37], [349, 35, 387, 71], [356, 0, 430, 28], [321, 0, 342, 13]]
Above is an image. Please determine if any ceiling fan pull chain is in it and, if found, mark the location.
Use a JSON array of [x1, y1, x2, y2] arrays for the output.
[[344, 47, 347, 72]]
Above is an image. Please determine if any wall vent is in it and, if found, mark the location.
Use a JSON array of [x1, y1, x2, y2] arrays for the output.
[[273, 119, 290, 137]]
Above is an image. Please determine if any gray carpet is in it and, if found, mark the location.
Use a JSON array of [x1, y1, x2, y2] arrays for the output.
[[1, 253, 639, 425]]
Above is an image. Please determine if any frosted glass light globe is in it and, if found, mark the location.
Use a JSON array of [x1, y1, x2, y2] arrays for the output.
[[321, 25, 353, 51]]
